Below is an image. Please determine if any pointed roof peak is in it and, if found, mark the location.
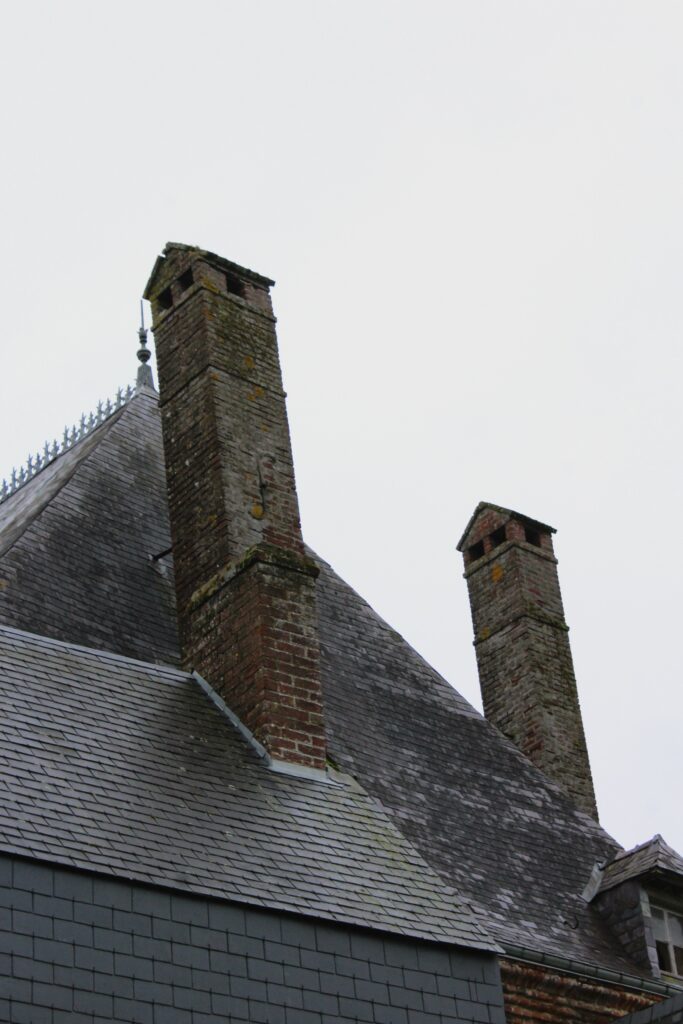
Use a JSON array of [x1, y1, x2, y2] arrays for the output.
[[593, 833, 683, 895]]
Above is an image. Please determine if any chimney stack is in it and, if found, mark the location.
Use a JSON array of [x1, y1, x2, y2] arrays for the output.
[[144, 243, 325, 772], [457, 502, 597, 819]]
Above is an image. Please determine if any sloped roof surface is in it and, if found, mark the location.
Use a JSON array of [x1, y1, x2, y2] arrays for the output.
[[313, 555, 635, 972], [0, 391, 178, 665], [0, 388, 646, 972], [598, 836, 683, 893], [0, 623, 497, 949]]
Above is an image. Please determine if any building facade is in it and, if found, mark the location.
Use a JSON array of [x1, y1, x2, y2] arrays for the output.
[[0, 242, 681, 1023]]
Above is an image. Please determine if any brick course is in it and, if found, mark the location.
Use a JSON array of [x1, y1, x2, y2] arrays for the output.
[[147, 245, 326, 769], [501, 959, 662, 1024], [460, 505, 597, 818]]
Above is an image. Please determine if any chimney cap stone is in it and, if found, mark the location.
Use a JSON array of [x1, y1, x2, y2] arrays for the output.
[[456, 500, 556, 552], [144, 241, 275, 301]]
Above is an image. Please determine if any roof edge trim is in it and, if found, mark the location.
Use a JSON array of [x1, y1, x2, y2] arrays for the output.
[[504, 943, 682, 999]]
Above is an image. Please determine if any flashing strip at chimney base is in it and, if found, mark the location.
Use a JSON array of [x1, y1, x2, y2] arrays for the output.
[[192, 672, 338, 786]]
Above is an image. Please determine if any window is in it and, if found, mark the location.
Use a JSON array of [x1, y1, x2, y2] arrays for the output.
[[652, 905, 683, 977]]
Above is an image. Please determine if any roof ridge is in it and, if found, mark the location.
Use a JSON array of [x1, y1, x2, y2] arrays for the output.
[[606, 834, 663, 865], [0, 621, 187, 678], [0, 382, 139, 507]]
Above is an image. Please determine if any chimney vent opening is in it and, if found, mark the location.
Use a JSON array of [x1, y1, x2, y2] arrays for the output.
[[178, 269, 194, 292], [524, 526, 542, 547], [158, 286, 173, 311], [468, 540, 485, 563], [225, 272, 246, 298], [490, 526, 507, 550]]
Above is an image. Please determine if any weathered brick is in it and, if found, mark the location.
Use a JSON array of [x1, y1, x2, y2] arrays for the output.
[[148, 245, 326, 769], [459, 504, 597, 818]]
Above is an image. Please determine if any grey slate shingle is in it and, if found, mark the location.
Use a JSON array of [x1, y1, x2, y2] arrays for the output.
[[0, 623, 496, 951], [314, 555, 632, 971], [0, 391, 178, 665], [598, 835, 683, 893], [0, 388, 660, 975]]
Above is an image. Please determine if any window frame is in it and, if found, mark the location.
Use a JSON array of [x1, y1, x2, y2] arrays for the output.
[[651, 903, 683, 978]]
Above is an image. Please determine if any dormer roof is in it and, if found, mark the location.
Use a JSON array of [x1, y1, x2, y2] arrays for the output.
[[597, 836, 683, 895]]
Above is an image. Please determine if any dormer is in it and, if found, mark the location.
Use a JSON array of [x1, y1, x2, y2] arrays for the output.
[[585, 835, 683, 983]]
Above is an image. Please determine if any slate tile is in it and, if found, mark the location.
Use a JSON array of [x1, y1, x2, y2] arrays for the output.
[[32, 981, 74, 1010], [0, 975, 31, 1001], [0, 930, 32, 957], [13, 859, 53, 895], [54, 868, 93, 902], [10, 1002, 52, 1024], [154, 1006, 192, 1024], [12, 908, 52, 938]]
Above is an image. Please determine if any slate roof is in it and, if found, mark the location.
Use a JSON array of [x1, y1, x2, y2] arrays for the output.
[[313, 553, 635, 972], [0, 386, 654, 974], [0, 622, 497, 950], [0, 388, 179, 665], [597, 836, 683, 894]]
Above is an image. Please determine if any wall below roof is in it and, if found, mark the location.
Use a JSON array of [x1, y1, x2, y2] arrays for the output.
[[501, 958, 664, 1024], [0, 854, 505, 1024]]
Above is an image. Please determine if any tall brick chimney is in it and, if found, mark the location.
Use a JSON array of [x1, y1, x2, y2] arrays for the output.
[[457, 502, 597, 819], [144, 243, 325, 772]]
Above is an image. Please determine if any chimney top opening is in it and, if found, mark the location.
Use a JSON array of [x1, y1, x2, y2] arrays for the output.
[[225, 272, 246, 298], [178, 268, 194, 292], [468, 540, 485, 564], [525, 526, 542, 547], [490, 526, 506, 549], [157, 286, 173, 311]]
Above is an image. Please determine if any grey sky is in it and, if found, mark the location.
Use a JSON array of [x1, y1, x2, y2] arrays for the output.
[[1, 1, 681, 852]]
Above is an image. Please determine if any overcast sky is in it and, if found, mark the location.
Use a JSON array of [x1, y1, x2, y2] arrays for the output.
[[1, 1, 681, 854]]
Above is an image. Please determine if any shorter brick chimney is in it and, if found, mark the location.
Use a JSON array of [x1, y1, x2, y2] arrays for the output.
[[144, 243, 325, 772], [457, 502, 598, 819]]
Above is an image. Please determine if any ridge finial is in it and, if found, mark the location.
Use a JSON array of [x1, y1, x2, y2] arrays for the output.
[[136, 300, 155, 390]]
